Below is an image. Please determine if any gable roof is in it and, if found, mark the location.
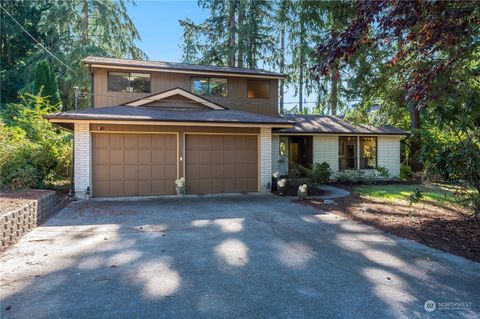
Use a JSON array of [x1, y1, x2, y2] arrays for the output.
[[123, 87, 226, 110], [277, 114, 408, 136], [45, 106, 294, 127], [84, 56, 286, 79]]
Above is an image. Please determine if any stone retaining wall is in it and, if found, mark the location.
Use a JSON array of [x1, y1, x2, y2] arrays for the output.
[[1, 191, 62, 251]]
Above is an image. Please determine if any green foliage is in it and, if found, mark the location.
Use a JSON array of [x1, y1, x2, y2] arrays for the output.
[[355, 184, 459, 205], [400, 164, 413, 180], [311, 162, 331, 184], [33, 60, 61, 106], [0, 95, 72, 190], [376, 167, 390, 178], [407, 188, 424, 206]]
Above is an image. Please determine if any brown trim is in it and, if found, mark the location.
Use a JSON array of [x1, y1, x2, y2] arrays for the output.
[[272, 132, 408, 137], [49, 119, 292, 128], [86, 63, 286, 79], [122, 87, 227, 110]]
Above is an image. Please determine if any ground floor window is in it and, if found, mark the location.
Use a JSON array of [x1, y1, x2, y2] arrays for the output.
[[339, 136, 377, 170], [360, 137, 377, 169]]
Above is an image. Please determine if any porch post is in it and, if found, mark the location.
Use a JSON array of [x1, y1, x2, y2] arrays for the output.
[[74, 123, 92, 199], [259, 127, 272, 192]]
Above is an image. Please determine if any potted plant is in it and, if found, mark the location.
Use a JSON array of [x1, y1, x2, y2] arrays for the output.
[[175, 177, 186, 195], [297, 184, 308, 200], [277, 178, 286, 195], [272, 171, 280, 192]]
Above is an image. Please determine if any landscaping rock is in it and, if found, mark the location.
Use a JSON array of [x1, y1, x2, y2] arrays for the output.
[[323, 199, 336, 205], [361, 206, 373, 213]]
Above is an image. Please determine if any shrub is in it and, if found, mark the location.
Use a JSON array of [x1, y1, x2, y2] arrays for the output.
[[0, 94, 72, 190], [400, 164, 413, 180], [311, 162, 331, 184], [376, 166, 390, 178]]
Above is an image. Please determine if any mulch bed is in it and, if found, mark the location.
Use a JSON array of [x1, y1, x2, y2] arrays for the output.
[[272, 183, 326, 197], [300, 186, 480, 262], [0, 189, 68, 216]]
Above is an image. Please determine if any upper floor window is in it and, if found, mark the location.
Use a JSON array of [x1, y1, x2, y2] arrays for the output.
[[108, 72, 151, 93], [191, 77, 228, 97], [247, 79, 270, 98]]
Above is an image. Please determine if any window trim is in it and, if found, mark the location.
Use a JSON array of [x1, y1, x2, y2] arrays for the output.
[[107, 71, 151, 93], [246, 79, 271, 99], [190, 76, 228, 97]]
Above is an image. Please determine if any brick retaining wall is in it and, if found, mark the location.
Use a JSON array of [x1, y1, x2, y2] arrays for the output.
[[1, 191, 62, 251]]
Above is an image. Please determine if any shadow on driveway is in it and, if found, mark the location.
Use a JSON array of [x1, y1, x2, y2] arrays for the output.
[[1, 194, 479, 318]]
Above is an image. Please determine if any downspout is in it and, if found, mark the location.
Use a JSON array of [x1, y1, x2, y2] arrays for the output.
[[89, 65, 94, 108]]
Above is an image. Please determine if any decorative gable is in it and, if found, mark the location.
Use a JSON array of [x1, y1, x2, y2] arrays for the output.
[[123, 87, 226, 110]]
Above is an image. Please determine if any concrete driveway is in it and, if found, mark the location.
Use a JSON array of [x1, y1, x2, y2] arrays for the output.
[[1, 194, 479, 319]]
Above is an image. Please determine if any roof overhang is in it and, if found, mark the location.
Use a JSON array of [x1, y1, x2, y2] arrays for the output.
[[47, 118, 293, 128], [124, 87, 226, 109], [87, 63, 286, 80]]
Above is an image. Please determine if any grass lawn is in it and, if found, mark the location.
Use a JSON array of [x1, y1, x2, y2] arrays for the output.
[[354, 183, 459, 205], [303, 183, 480, 261]]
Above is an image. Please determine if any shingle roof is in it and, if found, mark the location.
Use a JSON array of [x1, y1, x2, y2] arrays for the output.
[[45, 106, 294, 126], [83, 56, 286, 79], [277, 114, 408, 135]]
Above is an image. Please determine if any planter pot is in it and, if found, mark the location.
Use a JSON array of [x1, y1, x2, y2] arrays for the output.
[[176, 186, 185, 196], [297, 190, 308, 200], [277, 186, 286, 195]]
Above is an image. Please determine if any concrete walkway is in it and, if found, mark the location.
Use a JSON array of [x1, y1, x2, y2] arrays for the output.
[[1, 194, 479, 319]]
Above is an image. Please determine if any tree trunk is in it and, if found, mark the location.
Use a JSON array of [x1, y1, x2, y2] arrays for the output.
[[330, 70, 339, 116], [409, 103, 422, 172], [298, 23, 305, 113], [82, 0, 89, 45], [237, 0, 245, 68], [228, 0, 237, 67], [279, 22, 285, 114]]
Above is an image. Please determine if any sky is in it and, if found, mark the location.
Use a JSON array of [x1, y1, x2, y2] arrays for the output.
[[125, 0, 309, 108]]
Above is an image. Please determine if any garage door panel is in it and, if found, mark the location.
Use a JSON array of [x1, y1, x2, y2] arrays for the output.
[[124, 135, 137, 149], [94, 149, 109, 164], [138, 165, 151, 180], [164, 150, 177, 164], [110, 134, 124, 149], [123, 181, 136, 195], [93, 133, 177, 197], [186, 135, 257, 194], [138, 149, 151, 164], [109, 165, 124, 181], [124, 150, 137, 164], [138, 135, 151, 149]]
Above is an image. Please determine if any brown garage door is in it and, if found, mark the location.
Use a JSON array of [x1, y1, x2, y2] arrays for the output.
[[185, 135, 258, 194], [93, 133, 177, 197]]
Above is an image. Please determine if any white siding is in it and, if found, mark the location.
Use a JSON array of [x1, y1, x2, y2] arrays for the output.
[[313, 135, 339, 172], [259, 127, 272, 192], [74, 123, 92, 198], [377, 136, 401, 178]]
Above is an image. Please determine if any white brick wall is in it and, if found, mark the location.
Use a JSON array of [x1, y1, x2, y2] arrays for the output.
[[377, 136, 401, 178], [259, 127, 272, 192], [74, 123, 91, 198], [313, 135, 339, 172], [271, 135, 279, 173]]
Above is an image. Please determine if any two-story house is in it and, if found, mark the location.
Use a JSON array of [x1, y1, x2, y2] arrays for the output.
[[47, 56, 407, 198]]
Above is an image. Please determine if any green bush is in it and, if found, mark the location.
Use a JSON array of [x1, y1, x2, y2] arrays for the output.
[[400, 164, 413, 180], [311, 162, 331, 184], [376, 166, 390, 178], [0, 94, 72, 190]]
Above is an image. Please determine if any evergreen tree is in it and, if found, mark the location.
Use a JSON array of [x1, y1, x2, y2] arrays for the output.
[[33, 60, 61, 106]]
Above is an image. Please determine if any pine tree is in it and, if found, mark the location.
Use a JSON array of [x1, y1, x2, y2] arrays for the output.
[[33, 60, 61, 106]]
